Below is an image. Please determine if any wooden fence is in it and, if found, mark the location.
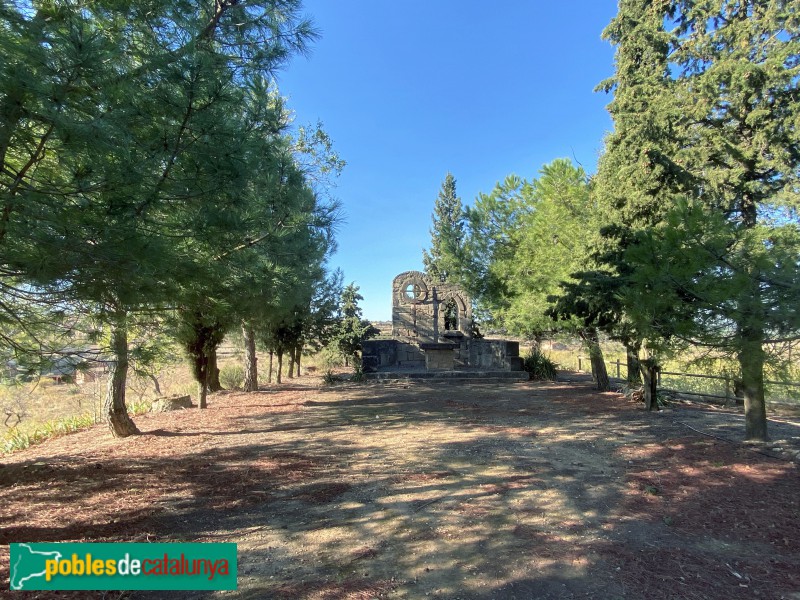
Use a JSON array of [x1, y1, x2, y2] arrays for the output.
[[575, 356, 800, 405]]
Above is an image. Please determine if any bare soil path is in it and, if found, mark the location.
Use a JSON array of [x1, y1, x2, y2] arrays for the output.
[[1, 374, 799, 599]]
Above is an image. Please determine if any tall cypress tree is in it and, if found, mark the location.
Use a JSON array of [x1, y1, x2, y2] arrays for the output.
[[422, 173, 465, 283]]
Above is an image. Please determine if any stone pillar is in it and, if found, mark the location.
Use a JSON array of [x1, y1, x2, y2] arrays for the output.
[[432, 287, 439, 343]]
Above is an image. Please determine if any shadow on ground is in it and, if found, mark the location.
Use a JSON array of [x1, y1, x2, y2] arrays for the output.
[[2, 376, 798, 599]]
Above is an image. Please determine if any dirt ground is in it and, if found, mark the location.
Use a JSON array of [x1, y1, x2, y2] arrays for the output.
[[1, 373, 799, 599]]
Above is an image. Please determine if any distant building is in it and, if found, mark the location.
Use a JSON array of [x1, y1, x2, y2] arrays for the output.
[[41, 356, 85, 384], [75, 364, 108, 385]]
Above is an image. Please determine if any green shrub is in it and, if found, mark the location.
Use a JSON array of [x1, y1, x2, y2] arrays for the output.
[[127, 399, 153, 415], [522, 350, 558, 381], [322, 370, 342, 385], [219, 364, 244, 390], [319, 344, 345, 369], [3, 429, 33, 453], [2, 412, 98, 454], [351, 365, 366, 383]]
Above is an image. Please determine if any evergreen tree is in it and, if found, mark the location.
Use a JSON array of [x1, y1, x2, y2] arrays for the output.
[[557, 0, 697, 406], [303, 268, 345, 355], [461, 175, 524, 328], [501, 161, 598, 339], [593, 0, 692, 226], [331, 284, 379, 367], [595, 0, 800, 439], [464, 160, 612, 390], [0, 1, 319, 435], [422, 173, 466, 283], [550, 265, 643, 387]]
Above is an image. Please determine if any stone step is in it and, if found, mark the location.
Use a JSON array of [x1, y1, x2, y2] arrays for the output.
[[364, 370, 530, 382]]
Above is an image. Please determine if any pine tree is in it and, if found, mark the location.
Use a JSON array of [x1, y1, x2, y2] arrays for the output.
[[594, 0, 693, 225], [465, 160, 612, 389], [461, 175, 523, 327], [551, 0, 686, 401], [596, 0, 800, 439], [0, 1, 319, 436], [332, 284, 379, 367], [422, 173, 466, 283]]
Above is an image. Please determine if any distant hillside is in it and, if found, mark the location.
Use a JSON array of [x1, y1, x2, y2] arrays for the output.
[[370, 321, 393, 337]]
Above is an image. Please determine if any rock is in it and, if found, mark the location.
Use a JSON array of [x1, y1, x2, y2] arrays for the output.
[[150, 395, 194, 412]]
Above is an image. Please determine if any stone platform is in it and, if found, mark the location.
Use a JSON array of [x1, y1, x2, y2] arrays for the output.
[[364, 369, 530, 382], [362, 270, 526, 378]]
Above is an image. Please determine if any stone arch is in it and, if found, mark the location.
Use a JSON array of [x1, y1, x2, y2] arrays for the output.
[[437, 290, 470, 336], [442, 298, 459, 331]]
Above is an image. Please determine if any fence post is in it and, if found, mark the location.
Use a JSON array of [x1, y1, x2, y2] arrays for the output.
[[578, 356, 582, 372], [724, 375, 731, 404], [616, 359, 621, 379]]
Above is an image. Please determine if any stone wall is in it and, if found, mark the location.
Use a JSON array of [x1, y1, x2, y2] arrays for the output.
[[468, 340, 523, 371], [391, 271, 472, 343], [420, 344, 457, 370], [362, 340, 424, 372], [362, 338, 522, 373]]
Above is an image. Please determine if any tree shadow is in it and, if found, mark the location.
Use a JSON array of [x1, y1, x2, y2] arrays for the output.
[[2, 378, 798, 599]]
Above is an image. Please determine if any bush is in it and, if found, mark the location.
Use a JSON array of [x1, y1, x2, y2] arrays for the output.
[[2, 412, 97, 454], [127, 399, 153, 415], [319, 344, 345, 369], [522, 350, 558, 381], [351, 365, 366, 383], [219, 364, 244, 390], [322, 370, 342, 385]]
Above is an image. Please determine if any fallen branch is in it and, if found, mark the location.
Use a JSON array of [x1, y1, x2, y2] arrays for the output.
[[673, 420, 736, 444], [673, 420, 792, 462]]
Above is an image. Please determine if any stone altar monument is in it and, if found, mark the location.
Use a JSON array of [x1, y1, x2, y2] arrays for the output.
[[362, 271, 525, 377]]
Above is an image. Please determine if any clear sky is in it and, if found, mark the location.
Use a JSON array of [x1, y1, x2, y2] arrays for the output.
[[278, 1, 619, 321]]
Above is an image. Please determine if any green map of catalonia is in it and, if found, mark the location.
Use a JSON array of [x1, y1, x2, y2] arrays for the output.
[[10, 544, 62, 590]]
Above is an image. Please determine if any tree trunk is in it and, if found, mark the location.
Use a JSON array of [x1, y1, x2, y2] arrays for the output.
[[197, 380, 207, 409], [268, 350, 274, 383], [104, 316, 140, 437], [276, 351, 283, 384], [287, 349, 295, 379], [640, 360, 660, 411], [625, 343, 642, 384], [193, 349, 209, 409], [740, 334, 768, 441], [295, 346, 301, 377], [529, 334, 543, 353], [581, 327, 610, 392], [242, 323, 258, 392], [207, 346, 222, 392], [737, 194, 769, 441]]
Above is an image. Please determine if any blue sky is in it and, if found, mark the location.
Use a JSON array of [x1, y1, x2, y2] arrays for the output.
[[278, 1, 619, 321]]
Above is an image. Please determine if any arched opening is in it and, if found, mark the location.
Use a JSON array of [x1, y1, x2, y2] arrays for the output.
[[443, 298, 459, 331]]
